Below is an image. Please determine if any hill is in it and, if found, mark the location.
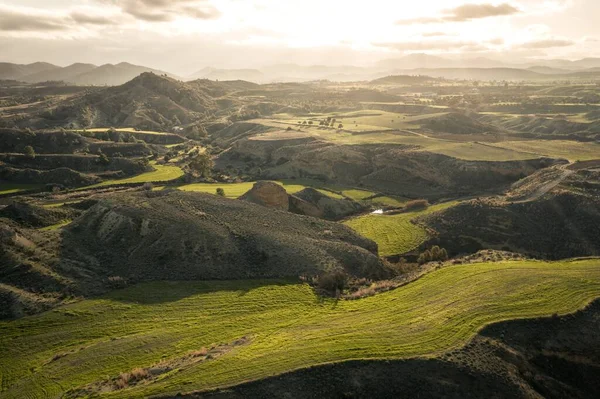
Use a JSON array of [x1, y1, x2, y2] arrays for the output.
[[26, 73, 223, 130], [1, 259, 599, 397], [20, 63, 97, 83], [68, 62, 178, 86], [194, 299, 600, 399], [369, 75, 440, 85], [217, 134, 556, 199], [398, 68, 545, 81], [0, 190, 390, 319], [422, 166, 600, 259], [10, 62, 178, 86], [189, 67, 265, 83], [0, 62, 59, 80]]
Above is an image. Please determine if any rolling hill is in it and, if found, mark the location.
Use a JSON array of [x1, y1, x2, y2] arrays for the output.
[[0, 190, 390, 319], [0, 62, 59, 80], [0, 62, 177, 86], [25, 72, 223, 129]]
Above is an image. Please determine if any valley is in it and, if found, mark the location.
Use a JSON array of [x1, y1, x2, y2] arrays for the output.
[[1, 61, 600, 398]]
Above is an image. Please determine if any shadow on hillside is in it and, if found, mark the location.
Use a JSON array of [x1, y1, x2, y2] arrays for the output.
[[100, 278, 303, 305]]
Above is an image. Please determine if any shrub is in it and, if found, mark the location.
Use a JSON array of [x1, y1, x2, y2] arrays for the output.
[[98, 152, 110, 165], [404, 199, 430, 211], [23, 145, 35, 159], [418, 245, 448, 264], [143, 182, 154, 191], [216, 188, 225, 197], [317, 271, 347, 295]]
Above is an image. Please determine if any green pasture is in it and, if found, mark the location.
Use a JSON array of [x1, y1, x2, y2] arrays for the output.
[[344, 202, 458, 256], [1, 259, 599, 398]]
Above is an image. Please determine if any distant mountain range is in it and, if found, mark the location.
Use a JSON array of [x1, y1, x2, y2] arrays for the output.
[[0, 62, 178, 86], [3, 54, 600, 86]]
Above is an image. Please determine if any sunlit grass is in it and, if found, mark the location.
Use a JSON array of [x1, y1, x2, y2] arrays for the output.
[[84, 163, 184, 189], [0, 184, 41, 195], [344, 202, 459, 256], [1, 259, 599, 398]]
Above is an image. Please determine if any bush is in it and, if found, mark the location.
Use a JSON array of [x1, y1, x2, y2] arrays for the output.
[[216, 187, 225, 197], [404, 199, 430, 211], [317, 271, 347, 295], [418, 245, 448, 264], [98, 152, 110, 165], [23, 145, 35, 159]]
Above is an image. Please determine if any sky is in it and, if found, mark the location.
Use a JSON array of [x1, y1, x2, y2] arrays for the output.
[[0, 0, 598, 75]]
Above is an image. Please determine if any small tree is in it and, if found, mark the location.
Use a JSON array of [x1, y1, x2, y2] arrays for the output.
[[23, 145, 35, 159], [188, 152, 213, 178], [338, 124, 343, 129], [98, 152, 110, 165], [216, 187, 225, 197]]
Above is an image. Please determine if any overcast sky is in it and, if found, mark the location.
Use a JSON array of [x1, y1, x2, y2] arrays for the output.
[[0, 0, 598, 75]]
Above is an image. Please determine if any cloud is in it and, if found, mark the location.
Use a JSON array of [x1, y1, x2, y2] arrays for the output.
[[397, 2, 520, 25], [422, 32, 447, 37], [519, 38, 575, 49], [70, 12, 118, 26], [0, 7, 68, 32], [447, 3, 519, 21], [103, 0, 221, 22]]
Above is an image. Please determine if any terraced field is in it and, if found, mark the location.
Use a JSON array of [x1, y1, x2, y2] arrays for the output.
[[0, 183, 40, 195], [178, 181, 345, 199], [86, 163, 184, 188], [1, 259, 599, 398], [487, 140, 600, 162], [77, 127, 171, 135], [344, 202, 458, 256], [251, 117, 539, 161]]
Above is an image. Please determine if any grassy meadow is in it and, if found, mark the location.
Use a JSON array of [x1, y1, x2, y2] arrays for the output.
[[1, 259, 599, 398], [84, 163, 184, 189], [344, 202, 458, 256], [0, 183, 41, 195], [251, 110, 542, 161], [177, 180, 341, 199], [488, 140, 600, 162]]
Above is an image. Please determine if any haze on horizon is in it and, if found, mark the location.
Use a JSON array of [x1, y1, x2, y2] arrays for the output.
[[0, 0, 598, 76]]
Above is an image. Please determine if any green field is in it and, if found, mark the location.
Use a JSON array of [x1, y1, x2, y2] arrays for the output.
[[76, 127, 171, 136], [85, 164, 184, 189], [0, 183, 41, 195], [38, 220, 72, 231], [487, 140, 600, 162], [1, 259, 599, 398], [344, 202, 458, 256], [251, 116, 539, 161], [178, 181, 344, 199]]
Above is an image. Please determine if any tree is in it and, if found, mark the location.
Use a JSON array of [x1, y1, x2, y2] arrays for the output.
[[188, 152, 213, 178], [216, 188, 225, 197], [418, 246, 448, 264], [188, 125, 208, 139], [98, 152, 110, 165], [338, 124, 343, 129], [23, 145, 35, 159]]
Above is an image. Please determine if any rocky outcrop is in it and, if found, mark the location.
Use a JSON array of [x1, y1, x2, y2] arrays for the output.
[[238, 181, 290, 210], [290, 188, 363, 220], [239, 183, 365, 220]]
